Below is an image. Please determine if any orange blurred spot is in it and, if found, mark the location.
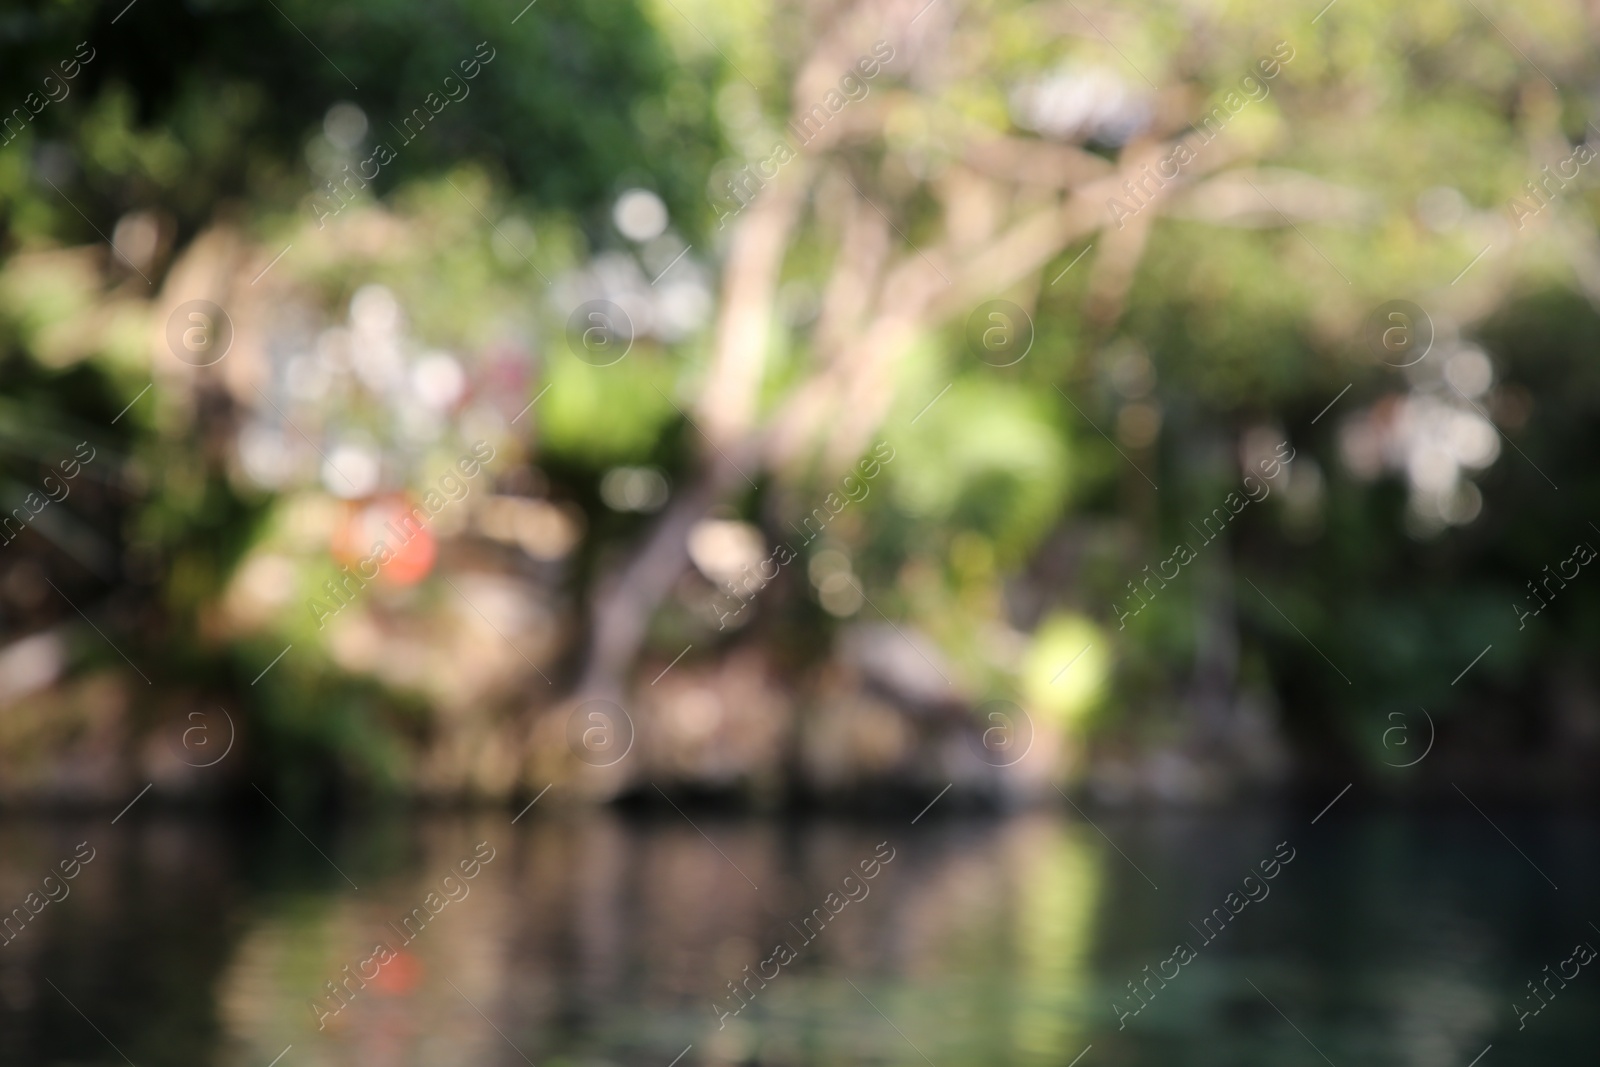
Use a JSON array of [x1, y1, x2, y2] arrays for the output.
[[332, 496, 437, 586], [372, 948, 423, 995]]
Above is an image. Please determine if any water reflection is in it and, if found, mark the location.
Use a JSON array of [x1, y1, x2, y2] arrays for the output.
[[0, 807, 1595, 1065]]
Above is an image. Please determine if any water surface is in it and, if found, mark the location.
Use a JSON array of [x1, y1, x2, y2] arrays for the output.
[[1, 805, 1594, 1066]]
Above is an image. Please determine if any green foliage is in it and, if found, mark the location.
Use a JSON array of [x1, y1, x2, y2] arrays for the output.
[[890, 378, 1071, 563], [0, 0, 720, 235], [7, 0, 1600, 794]]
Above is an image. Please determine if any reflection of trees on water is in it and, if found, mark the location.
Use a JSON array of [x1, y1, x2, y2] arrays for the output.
[[208, 813, 1103, 1066], [0, 818, 242, 1066], [2, 813, 1587, 1066]]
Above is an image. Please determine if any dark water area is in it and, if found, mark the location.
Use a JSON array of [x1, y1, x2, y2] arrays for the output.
[[0, 804, 1595, 1066]]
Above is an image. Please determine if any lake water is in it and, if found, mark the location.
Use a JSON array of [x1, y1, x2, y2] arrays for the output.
[[1, 804, 1594, 1066]]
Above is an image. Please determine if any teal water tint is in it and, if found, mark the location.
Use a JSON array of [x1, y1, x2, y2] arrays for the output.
[[0, 807, 1594, 1065]]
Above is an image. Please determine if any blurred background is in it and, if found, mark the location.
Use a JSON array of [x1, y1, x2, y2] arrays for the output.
[[2, 0, 1598, 1063]]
